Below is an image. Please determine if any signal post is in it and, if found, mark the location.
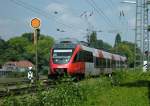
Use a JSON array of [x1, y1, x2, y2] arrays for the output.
[[31, 18, 41, 81]]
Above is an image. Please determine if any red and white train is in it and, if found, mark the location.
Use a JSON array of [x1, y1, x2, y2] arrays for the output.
[[49, 38, 127, 80]]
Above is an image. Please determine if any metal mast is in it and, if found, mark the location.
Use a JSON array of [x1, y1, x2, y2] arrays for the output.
[[135, 0, 143, 68], [143, 0, 150, 68]]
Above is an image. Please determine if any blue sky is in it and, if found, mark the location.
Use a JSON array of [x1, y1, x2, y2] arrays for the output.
[[0, 0, 136, 45]]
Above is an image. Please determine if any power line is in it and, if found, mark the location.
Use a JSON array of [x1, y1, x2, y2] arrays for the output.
[[103, 0, 116, 9], [109, 0, 118, 8], [103, 0, 131, 38], [103, 0, 123, 29], [86, 0, 110, 27], [91, 0, 116, 27], [86, 0, 116, 28], [9, 0, 85, 33]]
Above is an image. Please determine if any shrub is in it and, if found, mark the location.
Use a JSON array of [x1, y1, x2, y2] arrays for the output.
[[111, 69, 128, 85], [1, 81, 86, 106]]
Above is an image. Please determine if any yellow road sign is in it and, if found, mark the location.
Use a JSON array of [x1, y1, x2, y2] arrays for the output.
[[31, 18, 41, 29]]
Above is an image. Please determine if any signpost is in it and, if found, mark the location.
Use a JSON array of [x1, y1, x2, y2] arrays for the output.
[[31, 18, 41, 81], [28, 67, 33, 83]]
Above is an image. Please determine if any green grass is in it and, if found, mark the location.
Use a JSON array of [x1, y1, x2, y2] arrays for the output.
[[80, 70, 150, 106], [1, 70, 150, 106]]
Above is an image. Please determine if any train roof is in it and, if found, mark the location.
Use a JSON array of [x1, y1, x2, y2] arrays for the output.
[[81, 45, 126, 61], [54, 39, 127, 61], [101, 51, 112, 59], [56, 38, 79, 44], [112, 54, 121, 61], [120, 56, 127, 61]]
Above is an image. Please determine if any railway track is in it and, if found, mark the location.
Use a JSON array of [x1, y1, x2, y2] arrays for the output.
[[0, 76, 75, 98], [0, 75, 58, 98], [0, 85, 36, 97], [0, 80, 56, 98]]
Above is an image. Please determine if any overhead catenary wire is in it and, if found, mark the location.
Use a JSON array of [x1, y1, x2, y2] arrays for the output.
[[90, 0, 117, 28], [9, 0, 86, 33], [103, 0, 121, 26], [118, 3, 133, 41], [86, 0, 117, 29], [103, 0, 116, 10], [103, 0, 131, 39], [108, 0, 118, 8]]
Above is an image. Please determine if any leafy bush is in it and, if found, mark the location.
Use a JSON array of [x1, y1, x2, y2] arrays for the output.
[[111, 70, 127, 85], [1, 81, 86, 106]]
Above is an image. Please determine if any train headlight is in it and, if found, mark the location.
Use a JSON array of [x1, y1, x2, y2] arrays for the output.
[[65, 59, 69, 62]]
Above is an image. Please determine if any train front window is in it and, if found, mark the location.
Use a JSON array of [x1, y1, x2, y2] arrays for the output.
[[52, 49, 72, 64]]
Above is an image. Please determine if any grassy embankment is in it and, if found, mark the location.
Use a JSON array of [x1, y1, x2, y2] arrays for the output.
[[1, 69, 150, 106], [81, 69, 150, 106]]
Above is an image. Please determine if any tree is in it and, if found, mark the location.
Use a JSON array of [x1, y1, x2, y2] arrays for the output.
[[102, 42, 112, 51], [96, 40, 103, 49], [111, 41, 140, 67], [88, 31, 112, 51], [89, 31, 97, 46], [22, 33, 33, 42], [0, 38, 6, 51], [8, 37, 30, 49], [0, 38, 7, 67], [0, 32, 54, 75], [37, 36, 54, 74], [114, 33, 121, 47], [90, 31, 97, 43], [95, 39, 112, 51]]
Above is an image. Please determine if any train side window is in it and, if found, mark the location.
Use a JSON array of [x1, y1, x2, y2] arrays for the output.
[[73, 50, 93, 63], [116, 61, 119, 68], [95, 57, 99, 68], [95, 57, 107, 68], [112, 60, 115, 68], [107, 59, 111, 68], [100, 58, 104, 68], [79, 51, 84, 62], [73, 53, 78, 62], [85, 51, 93, 62], [73, 51, 84, 62], [95, 57, 101, 68]]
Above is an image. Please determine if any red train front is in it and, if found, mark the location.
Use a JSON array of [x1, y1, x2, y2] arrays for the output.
[[49, 39, 85, 80]]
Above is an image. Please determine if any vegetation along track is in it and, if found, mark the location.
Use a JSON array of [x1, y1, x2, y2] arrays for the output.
[[0, 79, 57, 98]]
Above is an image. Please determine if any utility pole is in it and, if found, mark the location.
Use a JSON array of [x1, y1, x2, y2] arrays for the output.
[[134, 0, 143, 68], [134, 0, 150, 70], [143, 0, 150, 70], [121, 0, 150, 70]]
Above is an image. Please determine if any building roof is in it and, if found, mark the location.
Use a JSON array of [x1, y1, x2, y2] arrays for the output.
[[4, 60, 34, 68], [4, 61, 17, 66], [16, 60, 34, 68]]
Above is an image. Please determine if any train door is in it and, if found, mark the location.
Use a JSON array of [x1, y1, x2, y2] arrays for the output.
[[82, 50, 94, 76], [85, 62, 94, 76]]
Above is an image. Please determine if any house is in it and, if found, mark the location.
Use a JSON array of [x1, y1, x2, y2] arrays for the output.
[[3, 60, 34, 72], [16, 60, 34, 72], [3, 61, 17, 71]]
